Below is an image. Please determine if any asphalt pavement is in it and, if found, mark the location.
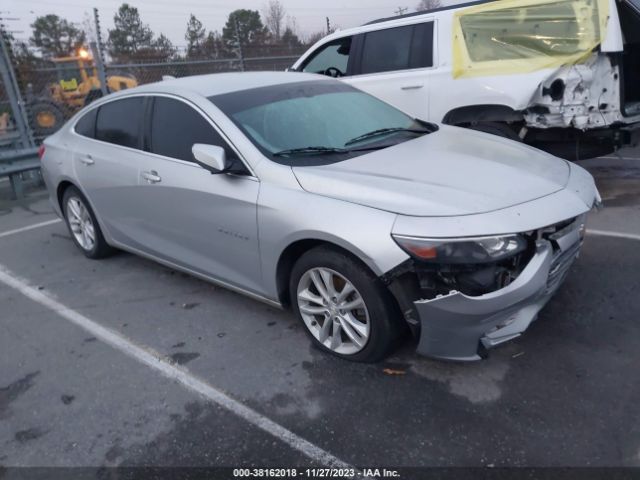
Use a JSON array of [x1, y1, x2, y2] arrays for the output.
[[0, 148, 638, 471]]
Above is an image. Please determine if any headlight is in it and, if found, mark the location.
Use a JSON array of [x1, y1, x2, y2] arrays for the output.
[[392, 234, 527, 264]]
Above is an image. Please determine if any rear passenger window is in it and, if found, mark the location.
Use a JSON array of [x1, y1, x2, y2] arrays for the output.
[[95, 97, 144, 149], [75, 109, 96, 138], [359, 22, 434, 74], [149, 97, 236, 163], [410, 22, 434, 69], [361, 26, 413, 74]]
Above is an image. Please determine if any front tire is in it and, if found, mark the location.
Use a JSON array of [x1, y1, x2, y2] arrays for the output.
[[62, 186, 114, 259], [29, 101, 65, 136], [290, 246, 402, 362]]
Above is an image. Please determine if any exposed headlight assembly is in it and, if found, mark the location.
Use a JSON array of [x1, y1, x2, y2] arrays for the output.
[[392, 234, 527, 264]]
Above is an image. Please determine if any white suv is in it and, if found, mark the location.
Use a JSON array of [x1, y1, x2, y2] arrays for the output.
[[291, 0, 640, 159]]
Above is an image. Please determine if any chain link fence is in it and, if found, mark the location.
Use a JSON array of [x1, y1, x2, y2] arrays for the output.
[[1, 37, 307, 149], [0, 31, 35, 152], [0, 29, 41, 199], [104, 46, 304, 88], [0, 26, 308, 198], [0, 74, 20, 151]]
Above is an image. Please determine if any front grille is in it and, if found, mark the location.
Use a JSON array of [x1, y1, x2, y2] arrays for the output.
[[546, 240, 581, 294]]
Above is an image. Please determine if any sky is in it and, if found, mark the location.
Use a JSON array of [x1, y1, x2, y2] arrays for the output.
[[1, 0, 460, 49]]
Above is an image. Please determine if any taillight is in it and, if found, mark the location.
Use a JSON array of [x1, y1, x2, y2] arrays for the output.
[[38, 144, 45, 160]]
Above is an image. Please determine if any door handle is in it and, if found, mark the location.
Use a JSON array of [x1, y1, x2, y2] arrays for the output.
[[401, 84, 424, 90], [142, 170, 162, 184], [79, 155, 94, 165]]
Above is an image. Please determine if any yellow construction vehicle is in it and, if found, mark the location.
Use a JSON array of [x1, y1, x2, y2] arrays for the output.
[[30, 47, 138, 135]]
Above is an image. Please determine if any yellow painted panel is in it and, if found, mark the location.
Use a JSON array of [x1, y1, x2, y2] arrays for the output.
[[452, 0, 609, 78], [59, 78, 79, 91]]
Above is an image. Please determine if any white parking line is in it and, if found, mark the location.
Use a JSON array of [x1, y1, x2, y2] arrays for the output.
[[0, 219, 62, 239], [598, 156, 640, 160], [587, 229, 640, 241], [0, 264, 351, 469]]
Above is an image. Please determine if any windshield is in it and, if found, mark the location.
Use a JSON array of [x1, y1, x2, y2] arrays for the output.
[[209, 80, 435, 165], [56, 61, 82, 87]]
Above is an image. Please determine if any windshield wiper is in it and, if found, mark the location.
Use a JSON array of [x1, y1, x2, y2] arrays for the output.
[[344, 127, 430, 147], [273, 142, 403, 158], [273, 146, 346, 157]]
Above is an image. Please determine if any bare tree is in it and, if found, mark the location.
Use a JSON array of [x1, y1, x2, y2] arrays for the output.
[[304, 30, 326, 46], [285, 15, 299, 37], [81, 10, 97, 44], [263, 0, 286, 41], [185, 13, 206, 58], [416, 0, 442, 11]]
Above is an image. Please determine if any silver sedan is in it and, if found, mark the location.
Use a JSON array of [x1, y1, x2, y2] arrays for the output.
[[40, 72, 599, 362]]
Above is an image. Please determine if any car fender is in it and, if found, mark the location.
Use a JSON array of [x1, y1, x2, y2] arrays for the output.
[[257, 182, 409, 300]]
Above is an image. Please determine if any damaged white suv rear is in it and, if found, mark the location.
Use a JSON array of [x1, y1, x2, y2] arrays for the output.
[[292, 0, 640, 159]]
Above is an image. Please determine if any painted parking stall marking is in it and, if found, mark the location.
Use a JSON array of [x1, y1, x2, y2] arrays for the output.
[[587, 229, 640, 241], [0, 263, 352, 469], [0, 218, 62, 239]]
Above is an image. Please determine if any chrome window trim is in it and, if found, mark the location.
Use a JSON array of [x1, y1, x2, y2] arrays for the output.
[[70, 91, 258, 179], [298, 16, 437, 75], [351, 64, 437, 79]]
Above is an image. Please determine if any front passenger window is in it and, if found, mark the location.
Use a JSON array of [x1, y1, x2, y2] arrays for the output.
[[149, 96, 237, 163], [302, 37, 352, 77]]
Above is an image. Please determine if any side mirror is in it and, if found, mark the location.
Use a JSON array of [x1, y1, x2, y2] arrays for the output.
[[192, 144, 226, 173], [285, 66, 298, 72]]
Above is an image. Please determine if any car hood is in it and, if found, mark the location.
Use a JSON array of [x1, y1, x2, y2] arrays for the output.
[[291, 126, 571, 217]]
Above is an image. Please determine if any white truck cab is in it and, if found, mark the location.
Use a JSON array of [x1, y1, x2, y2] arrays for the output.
[[291, 0, 640, 159]]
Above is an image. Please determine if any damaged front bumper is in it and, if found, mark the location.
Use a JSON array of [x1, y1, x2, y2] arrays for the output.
[[414, 234, 582, 362]]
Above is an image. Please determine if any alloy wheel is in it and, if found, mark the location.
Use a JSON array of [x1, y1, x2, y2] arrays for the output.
[[297, 267, 371, 355], [66, 196, 96, 252]]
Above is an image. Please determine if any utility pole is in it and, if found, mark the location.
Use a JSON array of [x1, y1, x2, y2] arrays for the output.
[[234, 17, 246, 72], [326, 17, 331, 35], [93, 8, 106, 60], [394, 7, 409, 15], [92, 8, 108, 96]]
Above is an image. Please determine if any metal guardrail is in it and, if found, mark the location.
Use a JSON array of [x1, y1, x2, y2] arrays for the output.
[[1, 29, 39, 200], [0, 158, 40, 200], [0, 146, 38, 162], [0, 147, 40, 199]]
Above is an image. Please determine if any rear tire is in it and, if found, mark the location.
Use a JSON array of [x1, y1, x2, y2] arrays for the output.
[[62, 186, 114, 259], [289, 246, 403, 362]]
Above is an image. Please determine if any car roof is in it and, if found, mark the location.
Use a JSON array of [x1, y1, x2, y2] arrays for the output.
[[364, 0, 495, 25], [307, 0, 495, 45], [131, 71, 329, 98]]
